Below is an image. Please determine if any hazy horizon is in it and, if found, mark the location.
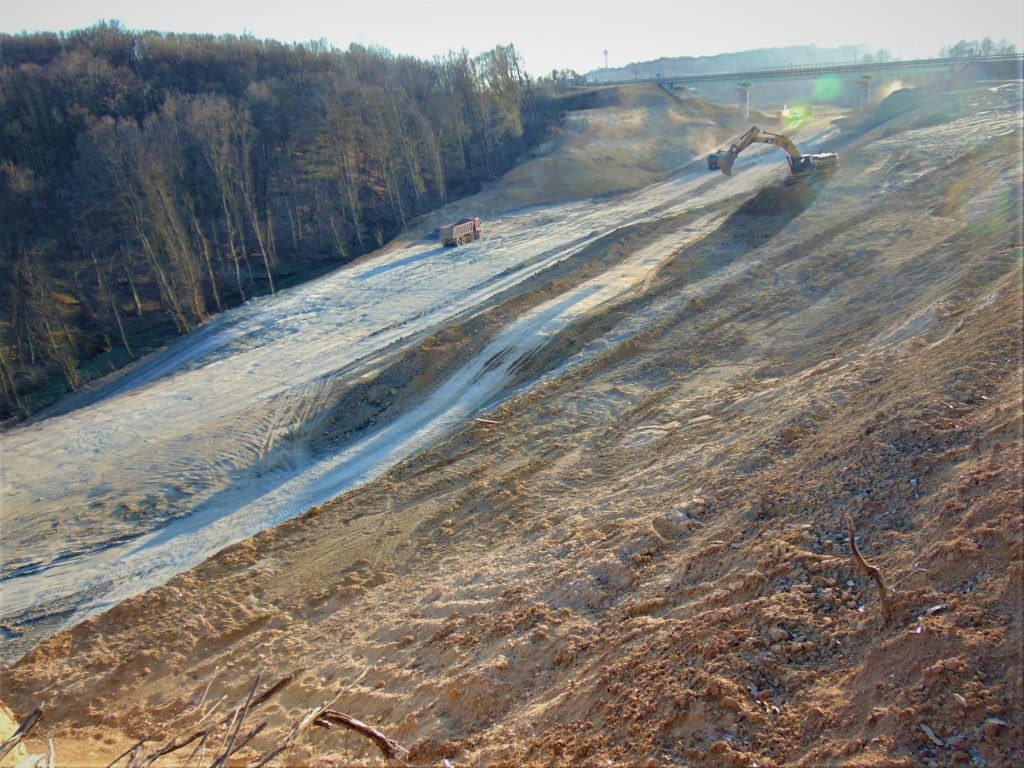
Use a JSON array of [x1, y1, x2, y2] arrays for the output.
[[3, 0, 1023, 76]]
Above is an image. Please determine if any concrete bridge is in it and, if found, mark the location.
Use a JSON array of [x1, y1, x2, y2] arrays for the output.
[[587, 54, 1024, 117]]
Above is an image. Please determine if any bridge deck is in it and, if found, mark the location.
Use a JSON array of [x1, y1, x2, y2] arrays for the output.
[[588, 54, 1024, 86]]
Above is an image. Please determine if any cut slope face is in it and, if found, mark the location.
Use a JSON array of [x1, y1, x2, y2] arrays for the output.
[[476, 85, 750, 210], [2, 84, 1022, 767], [0, 84, 750, 661]]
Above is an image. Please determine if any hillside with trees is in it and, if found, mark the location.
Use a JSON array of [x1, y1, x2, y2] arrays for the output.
[[0, 22, 563, 420]]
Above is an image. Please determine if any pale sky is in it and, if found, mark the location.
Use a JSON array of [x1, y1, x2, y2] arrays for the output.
[[3, 0, 1022, 76]]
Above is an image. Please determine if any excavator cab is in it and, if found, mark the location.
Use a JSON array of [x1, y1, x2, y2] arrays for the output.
[[786, 152, 839, 183]]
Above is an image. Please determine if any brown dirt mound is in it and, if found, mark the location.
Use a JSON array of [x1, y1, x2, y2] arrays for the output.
[[474, 84, 751, 211], [2, 86, 1021, 767]]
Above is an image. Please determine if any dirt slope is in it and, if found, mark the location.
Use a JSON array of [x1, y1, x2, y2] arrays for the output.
[[0, 84, 750, 663], [472, 85, 751, 211], [1, 86, 1022, 766]]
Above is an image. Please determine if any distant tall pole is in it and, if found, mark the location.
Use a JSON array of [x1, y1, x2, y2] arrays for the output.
[[737, 82, 752, 120], [603, 49, 609, 69], [858, 75, 873, 111]]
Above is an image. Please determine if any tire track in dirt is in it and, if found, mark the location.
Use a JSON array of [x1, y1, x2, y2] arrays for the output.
[[0, 188, 745, 662], [2, 88, 1021, 768]]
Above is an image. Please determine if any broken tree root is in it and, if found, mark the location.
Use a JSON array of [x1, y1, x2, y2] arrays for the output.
[[846, 513, 894, 626], [10, 669, 409, 768], [108, 670, 302, 768], [249, 705, 328, 768], [315, 710, 409, 762]]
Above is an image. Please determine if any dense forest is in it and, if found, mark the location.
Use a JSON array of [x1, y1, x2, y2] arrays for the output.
[[0, 22, 568, 421]]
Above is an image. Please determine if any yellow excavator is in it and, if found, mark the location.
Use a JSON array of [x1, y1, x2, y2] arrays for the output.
[[708, 127, 838, 183]]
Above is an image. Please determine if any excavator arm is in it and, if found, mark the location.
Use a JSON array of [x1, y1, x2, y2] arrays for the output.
[[715, 127, 801, 175], [707, 125, 838, 181]]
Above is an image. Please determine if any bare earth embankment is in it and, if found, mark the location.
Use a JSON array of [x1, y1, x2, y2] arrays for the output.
[[1, 84, 1022, 766], [0, 86, 748, 662]]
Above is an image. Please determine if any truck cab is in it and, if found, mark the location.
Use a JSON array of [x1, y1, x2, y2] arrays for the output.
[[440, 217, 482, 247]]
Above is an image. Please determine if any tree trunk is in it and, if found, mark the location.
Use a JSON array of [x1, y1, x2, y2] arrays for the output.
[[0, 346, 26, 417], [125, 265, 144, 317], [93, 253, 134, 358], [189, 203, 222, 312], [338, 151, 366, 251]]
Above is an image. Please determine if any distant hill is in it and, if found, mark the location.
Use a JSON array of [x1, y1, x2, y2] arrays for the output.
[[588, 44, 868, 82]]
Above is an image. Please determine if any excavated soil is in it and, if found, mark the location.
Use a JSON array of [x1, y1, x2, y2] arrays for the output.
[[1, 84, 1022, 767], [0, 85, 756, 661]]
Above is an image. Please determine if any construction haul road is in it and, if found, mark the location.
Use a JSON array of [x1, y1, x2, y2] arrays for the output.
[[1, 83, 1022, 767], [0, 88, 764, 659]]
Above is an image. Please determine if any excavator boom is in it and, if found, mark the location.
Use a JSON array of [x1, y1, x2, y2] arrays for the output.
[[707, 126, 837, 181]]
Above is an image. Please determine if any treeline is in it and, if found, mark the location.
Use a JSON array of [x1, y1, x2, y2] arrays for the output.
[[939, 38, 1017, 58], [591, 45, 866, 83], [0, 22, 563, 420]]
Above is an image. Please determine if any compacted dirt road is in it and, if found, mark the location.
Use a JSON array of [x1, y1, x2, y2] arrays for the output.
[[1, 83, 1022, 766]]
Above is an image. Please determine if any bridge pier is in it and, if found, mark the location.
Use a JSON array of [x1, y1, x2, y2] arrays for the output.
[[737, 82, 751, 120], [858, 75, 873, 111]]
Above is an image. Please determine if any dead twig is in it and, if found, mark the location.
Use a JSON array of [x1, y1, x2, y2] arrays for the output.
[[107, 672, 225, 768], [214, 720, 267, 766], [176, 671, 222, 724], [190, 696, 228, 733], [128, 670, 301, 768], [846, 513, 894, 625], [314, 710, 409, 763], [108, 736, 148, 768], [209, 672, 261, 768], [249, 706, 327, 768], [206, 707, 240, 768], [185, 731, 211, 768], [0, 707, 42, 760], [247, 675, 391, 768]]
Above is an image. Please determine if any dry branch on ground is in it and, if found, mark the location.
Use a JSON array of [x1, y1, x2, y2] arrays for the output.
[[86, 669, 409, 768], [845, 513, 895, 625]]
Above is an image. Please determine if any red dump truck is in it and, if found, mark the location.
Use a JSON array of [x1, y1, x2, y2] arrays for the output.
[[439, 217, 481, 247]]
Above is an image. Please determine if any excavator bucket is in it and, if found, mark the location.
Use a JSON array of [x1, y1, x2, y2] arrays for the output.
[[717, 150, 737, 176]]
